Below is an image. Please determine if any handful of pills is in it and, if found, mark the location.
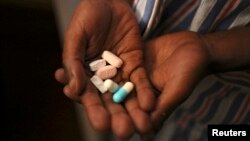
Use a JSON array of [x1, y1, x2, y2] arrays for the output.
[[89, 50, 134, 103]]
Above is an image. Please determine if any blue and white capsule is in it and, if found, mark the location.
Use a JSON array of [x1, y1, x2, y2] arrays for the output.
[[113, 82, 134, 103]]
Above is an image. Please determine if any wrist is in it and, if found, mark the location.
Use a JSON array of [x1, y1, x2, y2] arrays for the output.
[[198, 34, 218, 74], [200, 27, 250, 73]]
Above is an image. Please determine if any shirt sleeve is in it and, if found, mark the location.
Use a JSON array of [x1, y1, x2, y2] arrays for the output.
[[133, 0, 166, 38]]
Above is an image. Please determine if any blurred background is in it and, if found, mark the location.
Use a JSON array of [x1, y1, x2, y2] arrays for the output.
[[0, 0, 97, 140]]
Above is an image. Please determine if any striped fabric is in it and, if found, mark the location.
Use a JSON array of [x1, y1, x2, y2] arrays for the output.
[[134, 0, 250, 35], [131, 0, 250, 141], [133, 0, 167, 38], [155, 73, 250, 141]]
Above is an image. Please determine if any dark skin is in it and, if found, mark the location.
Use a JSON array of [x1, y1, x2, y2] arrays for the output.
[[144, 32, 211, 130], [55, 0, 250, 139], [55, 0, 155, 139], [144, 27, 250, 131]]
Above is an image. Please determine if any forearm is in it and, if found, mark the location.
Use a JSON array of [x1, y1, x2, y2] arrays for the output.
[[203, 26, 250, 72]]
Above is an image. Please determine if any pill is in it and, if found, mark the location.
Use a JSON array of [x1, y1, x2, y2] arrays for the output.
[[113, 82, 134, 103], [104, 79, 120, 93], [90, 75, 108, 94], [101, 50, 123, 68], [95, 65, 117, 80], [89, 59, 106, 71]]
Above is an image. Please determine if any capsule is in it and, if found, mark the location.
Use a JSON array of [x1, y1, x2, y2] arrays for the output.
[[113, 82, 134, 103], [104, 79, 120, 93]]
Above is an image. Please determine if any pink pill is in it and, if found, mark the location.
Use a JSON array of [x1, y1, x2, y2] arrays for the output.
[[102, 50, 123, 68], [95, 65, 117, 80]]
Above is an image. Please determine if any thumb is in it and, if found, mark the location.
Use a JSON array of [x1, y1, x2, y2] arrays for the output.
[[150, 79, 191, 130], [62, 18, 88, 101], [63, 60, 87, 101]]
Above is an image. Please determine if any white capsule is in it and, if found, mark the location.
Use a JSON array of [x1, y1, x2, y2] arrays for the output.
[[89, 59, 106, 71], [101, 50, 123, 68], [104, 79, 120, 93], [90, 75, 107, 94], [95, 65, 117, 80], [113, 82, 134, 103]]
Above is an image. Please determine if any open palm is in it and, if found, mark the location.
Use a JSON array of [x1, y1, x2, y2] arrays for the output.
[[55, 0, 154, 139], [144, 31, 211, 130]]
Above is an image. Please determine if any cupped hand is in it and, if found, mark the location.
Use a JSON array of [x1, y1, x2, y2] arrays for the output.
[[55, 0, 155, 139], [144, 31, 211, 130]]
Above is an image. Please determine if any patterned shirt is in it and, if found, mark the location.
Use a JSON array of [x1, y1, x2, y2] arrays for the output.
[[130, 0, 250, 141]]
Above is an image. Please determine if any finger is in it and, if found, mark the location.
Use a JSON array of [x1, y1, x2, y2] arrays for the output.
[[151, 81, 189, 130], [63, 60, 87, 101], [125, 96, 153, 134], [120, 50, 155, 112], [102, 93, 135, 139], [130, 67, 155, 111], [62, 12, 88, 98], [150, 87, 172, 130], [55, 68, 68, 84], [80, 82, 110, 131]]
